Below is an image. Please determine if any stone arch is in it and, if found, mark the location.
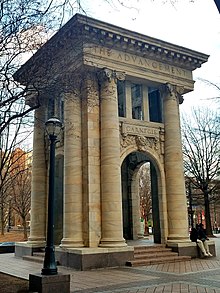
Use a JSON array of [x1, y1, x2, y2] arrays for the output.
[[120, 146, 168, 244]]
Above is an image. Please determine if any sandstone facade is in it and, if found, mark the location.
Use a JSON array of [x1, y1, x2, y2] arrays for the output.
[[14, 14, 209, 268]]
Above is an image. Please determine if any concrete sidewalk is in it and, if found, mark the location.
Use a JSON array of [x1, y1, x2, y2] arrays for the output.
[[1, 236, 220, 293]]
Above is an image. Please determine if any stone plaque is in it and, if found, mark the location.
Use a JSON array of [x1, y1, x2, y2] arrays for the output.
[[121, 122, 160, 138]]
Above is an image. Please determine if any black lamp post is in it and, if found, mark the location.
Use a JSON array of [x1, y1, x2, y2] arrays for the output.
[[41, 117, 62, 276]]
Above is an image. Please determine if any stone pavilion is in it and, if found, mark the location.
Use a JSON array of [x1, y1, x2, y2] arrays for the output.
[[14, 14, 212, 270]]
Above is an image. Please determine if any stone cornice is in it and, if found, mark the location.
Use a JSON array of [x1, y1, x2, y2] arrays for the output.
[[80, 19, 208, 71], [14, 13, 209, 85]]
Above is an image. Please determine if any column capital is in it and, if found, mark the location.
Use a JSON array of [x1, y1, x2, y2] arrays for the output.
[[97, 68, 125, 84], [115, 71, 126, 81], [161, 83, 184, 104]]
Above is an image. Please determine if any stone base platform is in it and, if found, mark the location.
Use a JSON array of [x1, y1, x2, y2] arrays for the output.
[[29, 273, 70, 293], [15, 242, 134, 271], [167, 240, 216, 258], [15, 242, 44, 257], [16, 241, 216, 271], [55, 246, 134, 270]]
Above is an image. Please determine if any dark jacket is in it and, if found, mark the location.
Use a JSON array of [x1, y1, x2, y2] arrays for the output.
[[198, 226, 208, 241], [190, 228, 199, 242]]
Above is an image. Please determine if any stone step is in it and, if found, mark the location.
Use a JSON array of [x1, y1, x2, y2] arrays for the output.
[[126, 255, 191, 267], [134, 244, 166, 250], [134, 247, 173, 254], [23, 255, 44, 264], [33, 252, 45, 257], [23, 251, 60, 265], [126, 245, 191, 267], [134, 251, 178, 259]]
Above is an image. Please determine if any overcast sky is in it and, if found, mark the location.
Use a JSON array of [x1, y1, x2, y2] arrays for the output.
[[81, 0, 220, 112]]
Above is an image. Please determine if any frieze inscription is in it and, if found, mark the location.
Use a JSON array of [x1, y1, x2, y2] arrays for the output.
[[86, 46, 192, 80]]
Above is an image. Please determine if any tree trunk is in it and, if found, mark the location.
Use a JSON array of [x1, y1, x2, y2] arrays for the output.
[[204, 189, 213, 236], [22, 216, 28, 241], [144, 217, 149, 236], [0, 205, 4, 235]]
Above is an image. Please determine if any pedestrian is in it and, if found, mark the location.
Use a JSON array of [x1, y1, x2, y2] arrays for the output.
[[197, 223, 212, 257], [190, 224, 212, 257]]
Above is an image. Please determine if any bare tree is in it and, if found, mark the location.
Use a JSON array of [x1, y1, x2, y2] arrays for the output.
[[0, 113, 32, 234], [1, 144, 32, 238], [198, 79, 220, 102], [0, 0, 86, 235], [139, 163, 152, 235], [0, 0, 87, 135], [182, 107, 220, 236], [9, 165, 31, 241], [186, 177, 209, 229]]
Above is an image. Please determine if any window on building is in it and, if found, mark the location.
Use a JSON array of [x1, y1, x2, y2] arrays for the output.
[[131, 84, 143, 120], [117, 81, 163, 123], [148, 89, 162, 123], [117, 80, 125, 117]]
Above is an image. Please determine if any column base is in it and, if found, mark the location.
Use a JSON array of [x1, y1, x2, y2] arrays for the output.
[[60, 238, 84, 248], [167, 234, 190, 242], [27, 236, 46, 247], [99, 238, 127, 248]]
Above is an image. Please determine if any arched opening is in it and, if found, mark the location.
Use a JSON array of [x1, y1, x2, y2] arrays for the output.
[[121, 151, 161, 243]]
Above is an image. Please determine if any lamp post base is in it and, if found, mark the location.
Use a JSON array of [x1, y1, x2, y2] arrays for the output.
[[41, 268, 57, 275], [41, 246, 57, 275], [29, 273, 70, 293]]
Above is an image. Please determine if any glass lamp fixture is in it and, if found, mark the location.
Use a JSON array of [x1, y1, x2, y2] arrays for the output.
[[45, 117, 62, 137]]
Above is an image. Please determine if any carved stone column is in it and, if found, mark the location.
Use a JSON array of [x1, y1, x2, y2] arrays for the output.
[[27, 106, 46, 246], [98, 68, 127, 247], [60, 91, 84, 248], [162, 83, 189, 242], [81, 72, 101, 248]]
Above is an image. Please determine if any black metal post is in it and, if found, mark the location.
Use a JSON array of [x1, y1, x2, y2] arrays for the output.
[[41, 134, 57, 275]]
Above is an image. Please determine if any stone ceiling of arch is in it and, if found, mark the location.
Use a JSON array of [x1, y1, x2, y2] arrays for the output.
[[83, 44, 194, 92]]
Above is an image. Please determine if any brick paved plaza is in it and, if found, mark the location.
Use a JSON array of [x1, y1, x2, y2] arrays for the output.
[[1, 236, 220, 292]]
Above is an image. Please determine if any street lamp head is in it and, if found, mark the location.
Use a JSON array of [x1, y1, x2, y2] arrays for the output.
[[45, 117, 62, 138]]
